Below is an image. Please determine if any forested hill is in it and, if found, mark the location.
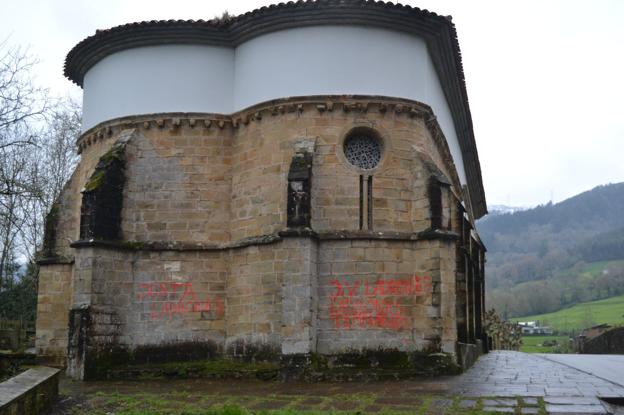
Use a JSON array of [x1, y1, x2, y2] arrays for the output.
[[480, 182, 624, 241], [478, 182, 624, 319]]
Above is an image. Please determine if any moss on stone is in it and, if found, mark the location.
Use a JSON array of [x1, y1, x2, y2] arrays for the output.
[[82, 342, 460, 381], [99, 145, 125, 163], [309, 352, 328, 370], [305, 349, 461, 380], [161, 359, 279, 373], [84, 143, 126, 193], [84, 170, 106, 192], [41, 201, 60, 257], [226, 340, 280, 363], [119, 240, 147, 250], [106, 358, 280, 380]]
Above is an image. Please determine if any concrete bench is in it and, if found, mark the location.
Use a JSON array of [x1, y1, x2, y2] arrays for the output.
[[0, 367, 60, 415]]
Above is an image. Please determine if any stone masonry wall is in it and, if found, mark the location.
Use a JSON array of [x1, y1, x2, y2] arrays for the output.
[[226, 243, 282, 353], [63, 238, 319, 366], [317, 239, 457, 355], [308, 108, 452, 233], [72, 247, 227, 351], [64, 235, 457, 372], [61, 98, 457, 248], [37, 96, 471, 372], [35, 264, 73, 364], [121, 121, 232, 244], [230, 115, 289, 240], [226, 238, 318, 356]]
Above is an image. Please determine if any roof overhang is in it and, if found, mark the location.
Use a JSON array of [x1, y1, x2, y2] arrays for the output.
[[65, 0, 487, 219]]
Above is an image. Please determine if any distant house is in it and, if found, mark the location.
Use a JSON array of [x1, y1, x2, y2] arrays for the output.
[[518, 321, 554, 335]]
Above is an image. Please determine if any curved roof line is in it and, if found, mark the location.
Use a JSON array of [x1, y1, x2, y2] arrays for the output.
[[65, 1, 455, 86], [64, 0, 487, 218]]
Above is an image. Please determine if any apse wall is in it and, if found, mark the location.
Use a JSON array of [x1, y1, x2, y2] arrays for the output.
[[80, 25, 467, 184]]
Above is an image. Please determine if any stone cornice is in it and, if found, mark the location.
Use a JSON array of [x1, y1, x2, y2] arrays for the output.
[[35, 256, 75, 266], [66, 228, 459, 253], [69, 235, 281, 252], [76, 95, 463, 196]]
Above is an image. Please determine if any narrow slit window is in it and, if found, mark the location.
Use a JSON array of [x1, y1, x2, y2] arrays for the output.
[[367, 176, 373, 230], [359, 175, 364, 230], [428, 179, 442, 230]]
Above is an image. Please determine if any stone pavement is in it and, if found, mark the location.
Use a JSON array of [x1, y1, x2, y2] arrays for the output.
[[46, 351, 624, 414], [539, 354, 624, 387], [452, 351, 624, 414]]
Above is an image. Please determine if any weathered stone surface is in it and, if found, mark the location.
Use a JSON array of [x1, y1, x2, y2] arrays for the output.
[[453, 351, 624, 399], [0, 367, 60, 415], [35, 98, 486, 378]]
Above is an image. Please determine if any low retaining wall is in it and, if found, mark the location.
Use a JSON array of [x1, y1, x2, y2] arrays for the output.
[[0, 331, 18, 351], [583, 327, 624, 354], [457, 340, 483, 371], [0, 366, 60, 415], [0, 352, 37, 384]]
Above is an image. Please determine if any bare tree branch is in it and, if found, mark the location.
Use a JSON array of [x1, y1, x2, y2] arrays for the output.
[[0, 41, 78, 290]]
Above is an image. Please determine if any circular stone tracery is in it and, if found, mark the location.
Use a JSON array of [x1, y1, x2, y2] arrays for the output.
[[343, 134, 382, 170]]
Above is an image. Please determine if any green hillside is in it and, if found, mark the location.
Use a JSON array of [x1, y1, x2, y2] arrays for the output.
[[520, 335, 570, 353], [512, 295, 624, 333], [480, 182, 624, 318], [579, 259, 624, 276], [489, 259, 624, 320]]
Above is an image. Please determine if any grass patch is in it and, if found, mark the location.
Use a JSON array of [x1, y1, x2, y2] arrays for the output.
[[519, 335, 571, 353], [66, 391, 541, 415], [512, 294, 624, 332]]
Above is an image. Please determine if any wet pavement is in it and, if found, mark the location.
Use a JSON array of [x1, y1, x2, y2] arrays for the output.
[[454, 351, 624, 397], [539, 354, 624, 388], [453, 351, 624, 414], [48, 351, 624, 414]]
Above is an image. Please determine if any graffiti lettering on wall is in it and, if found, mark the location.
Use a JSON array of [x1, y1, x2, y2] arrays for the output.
[[136, 282, 224, 320], [329, 275, 432, 330]]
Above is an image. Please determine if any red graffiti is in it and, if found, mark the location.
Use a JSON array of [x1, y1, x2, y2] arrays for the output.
[[136, 282, 224, 320], [329, 275, 432, 330]]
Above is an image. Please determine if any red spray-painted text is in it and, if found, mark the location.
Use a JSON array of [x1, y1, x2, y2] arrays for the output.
[[329, 275, 432, 330], [136, 282, 224, 320]]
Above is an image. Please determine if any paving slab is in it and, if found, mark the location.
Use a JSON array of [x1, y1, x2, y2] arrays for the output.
[[458, 399, 477, 408], [426, 398, 453, 413], [482, 398, 518, 406], [545, 403, 607, 414], [482, 406, 515, 413], [452, 351, 624, 399], [539, 354, 624, 388], [544, 396, 604, 405], [522, 397, 539, 405]]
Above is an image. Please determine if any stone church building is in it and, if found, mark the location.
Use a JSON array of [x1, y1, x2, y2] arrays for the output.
[[36, 1, 487, 379]]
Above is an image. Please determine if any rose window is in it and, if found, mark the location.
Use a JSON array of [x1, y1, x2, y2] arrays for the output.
[[343, 134, 382, 170]]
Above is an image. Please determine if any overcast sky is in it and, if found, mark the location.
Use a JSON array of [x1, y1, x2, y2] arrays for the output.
[[3, 0, 623, 208]]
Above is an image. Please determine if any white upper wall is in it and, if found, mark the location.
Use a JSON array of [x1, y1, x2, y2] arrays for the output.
[[233, 26, 428, 109], [82, 44, 235, 128], [81, 25, 466, 184]]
